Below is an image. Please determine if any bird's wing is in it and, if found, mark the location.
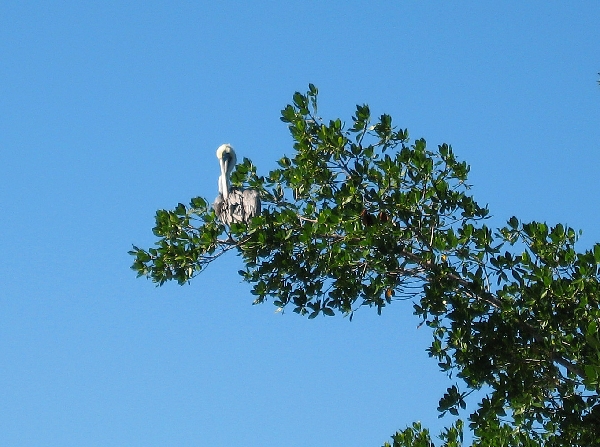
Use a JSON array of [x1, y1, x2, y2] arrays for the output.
[[228, 189, 245, 224], [213, 194, 224, 219], [242, 189, 261, 220]]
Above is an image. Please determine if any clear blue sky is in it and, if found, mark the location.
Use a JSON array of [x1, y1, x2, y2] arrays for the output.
[[1, 2, 599, 446]]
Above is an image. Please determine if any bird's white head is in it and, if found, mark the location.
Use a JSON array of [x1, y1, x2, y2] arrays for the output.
[[216, 144, 237, 165], [216, 144, 237, 199]]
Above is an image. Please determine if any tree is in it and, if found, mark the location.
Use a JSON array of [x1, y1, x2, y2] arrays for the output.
[[130, 85, 600, 446]]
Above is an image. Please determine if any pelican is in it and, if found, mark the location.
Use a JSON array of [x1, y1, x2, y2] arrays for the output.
[[213, 144, 261, 226]]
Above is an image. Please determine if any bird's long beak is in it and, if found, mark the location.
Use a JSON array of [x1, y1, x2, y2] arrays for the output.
[[220, 157, 229, 200]]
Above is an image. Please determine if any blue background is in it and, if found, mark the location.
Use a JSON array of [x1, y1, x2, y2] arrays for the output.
[[1, 2, 599, 446]]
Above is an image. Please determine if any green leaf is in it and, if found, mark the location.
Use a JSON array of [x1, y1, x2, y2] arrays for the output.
[[322, 307, 335, 317], [593, 243, 600, 263]]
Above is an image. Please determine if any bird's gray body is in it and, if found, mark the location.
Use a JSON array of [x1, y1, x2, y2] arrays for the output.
[[213, 188, 261, 226], [213, 144, 261, 226]]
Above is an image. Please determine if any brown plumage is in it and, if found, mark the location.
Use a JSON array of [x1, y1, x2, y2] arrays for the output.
[[361, 209, 375, 227]]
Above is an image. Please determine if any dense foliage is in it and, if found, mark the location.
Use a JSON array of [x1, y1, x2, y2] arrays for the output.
[[130, 86, 600, 446]]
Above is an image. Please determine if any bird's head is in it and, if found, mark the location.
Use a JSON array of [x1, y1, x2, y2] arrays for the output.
[[216, 144, 237, 167]]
